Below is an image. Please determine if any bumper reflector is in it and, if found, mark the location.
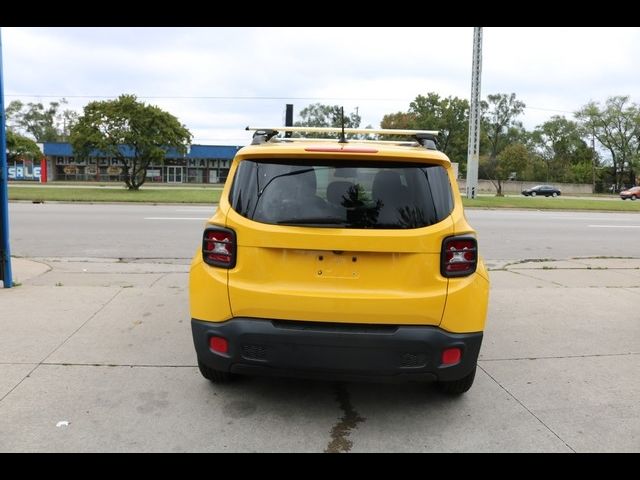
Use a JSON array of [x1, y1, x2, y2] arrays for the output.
[[442, 347, 462, 365], [209, 336, 228, 354]]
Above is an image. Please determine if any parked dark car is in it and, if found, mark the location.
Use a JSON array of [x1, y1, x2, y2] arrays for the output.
[[620, 186, 640, 200], [521, 185, 561, 197]]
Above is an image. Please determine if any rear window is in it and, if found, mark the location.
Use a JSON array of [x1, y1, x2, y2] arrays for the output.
[[229, 159, 453, 229]]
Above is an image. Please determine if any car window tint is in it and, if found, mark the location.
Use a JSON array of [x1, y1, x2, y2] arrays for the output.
[[230, 159, 453, 229]]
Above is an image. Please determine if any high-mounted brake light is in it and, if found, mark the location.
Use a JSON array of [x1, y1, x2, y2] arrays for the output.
[[441, 236, 477, 278], [304, 146, 378, 153], [202, 227, 236, 268]]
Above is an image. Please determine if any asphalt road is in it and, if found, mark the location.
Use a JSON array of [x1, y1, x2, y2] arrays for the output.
[[7, 202, 640, 261]]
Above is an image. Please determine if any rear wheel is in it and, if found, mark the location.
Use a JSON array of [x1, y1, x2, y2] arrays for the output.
[[531, 191, 537, 197], [437, 366, 476, 395], [198, 360, 235, 383], [632, 195, 637, 201], [552, 192, 558, 197]]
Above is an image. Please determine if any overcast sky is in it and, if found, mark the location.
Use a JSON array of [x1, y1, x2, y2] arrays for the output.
[[3, 27, 640, 145]]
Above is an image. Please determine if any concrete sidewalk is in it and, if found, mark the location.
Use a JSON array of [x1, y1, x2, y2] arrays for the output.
[[1, 256, 639, 452]]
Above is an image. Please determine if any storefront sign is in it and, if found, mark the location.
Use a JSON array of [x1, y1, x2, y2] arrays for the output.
[[107, 166, 122, 175]]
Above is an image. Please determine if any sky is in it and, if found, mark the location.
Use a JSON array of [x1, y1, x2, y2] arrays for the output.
[[3, 27, 640, 146]]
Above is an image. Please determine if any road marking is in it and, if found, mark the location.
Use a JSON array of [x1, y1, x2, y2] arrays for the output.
[[144, 217, 208, 220], [174, 209, 215, 212], [588, 224, 640, 228]]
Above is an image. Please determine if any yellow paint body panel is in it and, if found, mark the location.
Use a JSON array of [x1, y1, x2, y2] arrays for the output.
[[189, 141, 489, 333]]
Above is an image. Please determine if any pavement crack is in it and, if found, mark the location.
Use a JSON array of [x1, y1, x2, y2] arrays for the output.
[[325, 383, 365, 453], [0, 289, 123, 405], [149, 273, 169, 288], [477, 364, 576, 453], [41, 289, 123, 364], [507, 269, 567, 287], [480, 351, 639, 362]]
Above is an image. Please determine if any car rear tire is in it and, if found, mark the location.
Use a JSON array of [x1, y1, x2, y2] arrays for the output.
[[531, 192, 537, 197], [552, 192, 558, 197], [632, 195, 637, 201], [198, 360, 235, 383], [437, 366, 476, 395]]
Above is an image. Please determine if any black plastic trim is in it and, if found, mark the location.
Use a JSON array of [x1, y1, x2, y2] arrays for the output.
[[192, 317, 483, 383]]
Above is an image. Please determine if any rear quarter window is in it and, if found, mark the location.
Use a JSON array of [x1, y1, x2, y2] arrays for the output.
[[229, 159, 453, 229]]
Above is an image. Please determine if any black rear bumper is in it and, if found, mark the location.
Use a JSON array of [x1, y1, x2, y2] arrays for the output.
[[192, 318, 482, 383]]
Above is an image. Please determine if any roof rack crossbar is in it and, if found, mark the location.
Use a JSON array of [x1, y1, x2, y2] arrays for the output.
[[246, 126, 439, 136], [279, 137, 420, 146]]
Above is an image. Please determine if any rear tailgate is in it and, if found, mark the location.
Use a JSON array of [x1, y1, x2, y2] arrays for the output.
[[225, 209, 453, 325]]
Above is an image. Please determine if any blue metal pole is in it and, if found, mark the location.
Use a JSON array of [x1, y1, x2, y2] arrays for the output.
[[0, 28, 13, 288]]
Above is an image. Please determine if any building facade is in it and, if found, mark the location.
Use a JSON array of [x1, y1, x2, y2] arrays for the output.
[[39, 143, 242, 184]]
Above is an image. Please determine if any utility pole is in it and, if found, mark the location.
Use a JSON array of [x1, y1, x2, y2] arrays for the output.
[[0, 29, 13, 288], [591, 130, 596, 194], [466, 27, 483, 199]]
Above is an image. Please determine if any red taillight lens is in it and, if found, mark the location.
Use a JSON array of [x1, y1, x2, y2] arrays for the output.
[[441, 236, 477, 278], [442, 347, 462, 365], [202, 227, 236, 268], [209, 336, 228, 354]]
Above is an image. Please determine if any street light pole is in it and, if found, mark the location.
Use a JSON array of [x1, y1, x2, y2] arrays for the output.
[[0, 28, 13, 288]]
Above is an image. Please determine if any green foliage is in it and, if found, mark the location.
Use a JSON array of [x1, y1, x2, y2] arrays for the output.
[[479, 93, 526, 195], [380, 93, 469, 163], [5, 130, 42, 163], [5, 98, 77, 142], [9, 186, 221, 204], [575, 96, 640, 188], [380, 112, 416, 130], [482, 93, 526, 159], [408, 93, 470, 163], [496, 143, 530, 179], [531, 116, 594, 183], [70, 94, 192, 190], [294, 103, 361, 138]]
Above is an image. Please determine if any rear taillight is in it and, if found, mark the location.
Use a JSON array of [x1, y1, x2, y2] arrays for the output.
[[202, 226, 236, 268], [441, 236, 477, 278]]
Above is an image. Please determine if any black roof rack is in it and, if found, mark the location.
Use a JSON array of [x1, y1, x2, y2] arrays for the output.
[[246, 127, 279, 145]]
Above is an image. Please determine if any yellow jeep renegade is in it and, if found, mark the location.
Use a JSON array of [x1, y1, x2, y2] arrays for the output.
[[190, 127, 489, 394]]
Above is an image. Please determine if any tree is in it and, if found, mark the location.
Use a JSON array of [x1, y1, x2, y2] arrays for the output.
[[481, 93, 526, 196], [408, 93, 470, 163], [531, 116, 594, 183], [380, 111, 416, 130], [480, 143, 529, 192], [70, 94, 192, 190], [5, 98, 78, 142], [5, 130, 42, 163], [575, 96, 640, 189], [381, 93, 469, 164], [294, 103, 361, 137]]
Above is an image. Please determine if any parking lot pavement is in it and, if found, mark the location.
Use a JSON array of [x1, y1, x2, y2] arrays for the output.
[[1, 257, 638, 452]]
